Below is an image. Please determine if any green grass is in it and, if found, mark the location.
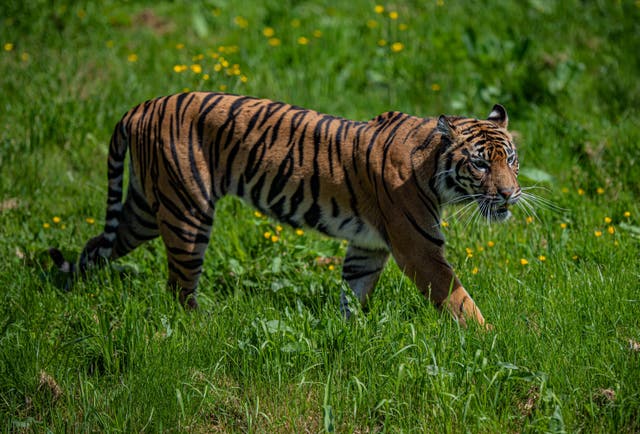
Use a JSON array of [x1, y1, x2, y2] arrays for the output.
[[1, 0, 640, 432]]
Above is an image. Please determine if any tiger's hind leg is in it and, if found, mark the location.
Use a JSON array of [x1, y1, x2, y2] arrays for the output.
[[157, 205, 215, 310], [77, 185, 159, 274], [340, 244, 389, 318]]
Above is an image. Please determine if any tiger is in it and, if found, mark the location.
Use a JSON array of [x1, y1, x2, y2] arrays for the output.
[[49, 92, 520, 327]]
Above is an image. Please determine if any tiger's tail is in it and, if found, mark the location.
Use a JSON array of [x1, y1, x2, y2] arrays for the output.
[[49, 121, 129, 281]]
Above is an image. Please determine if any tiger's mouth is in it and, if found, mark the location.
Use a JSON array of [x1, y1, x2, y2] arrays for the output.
[[478, 202, 512, 221]]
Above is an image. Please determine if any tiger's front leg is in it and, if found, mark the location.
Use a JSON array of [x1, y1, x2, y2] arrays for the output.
[[388, 225, 488, 328], [340, 244, 389, 318]]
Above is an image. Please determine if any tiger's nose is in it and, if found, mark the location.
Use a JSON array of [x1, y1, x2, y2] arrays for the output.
[[498, 187, 515, 201]]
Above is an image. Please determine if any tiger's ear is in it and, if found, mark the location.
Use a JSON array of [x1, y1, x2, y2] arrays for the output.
[[437, 115, 456, 139], [487, 104, 508, 128]]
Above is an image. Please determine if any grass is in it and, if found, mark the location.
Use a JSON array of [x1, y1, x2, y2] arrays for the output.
[[1, 0, 639, 432]]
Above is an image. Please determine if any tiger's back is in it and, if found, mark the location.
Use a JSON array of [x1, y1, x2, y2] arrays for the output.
[[51, 92, 520, 326]]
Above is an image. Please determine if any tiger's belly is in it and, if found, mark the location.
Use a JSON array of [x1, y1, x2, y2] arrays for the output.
[[234, 189, 388, 251]]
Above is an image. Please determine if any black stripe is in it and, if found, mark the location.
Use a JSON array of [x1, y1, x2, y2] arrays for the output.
[[404, 212, 445, 247]]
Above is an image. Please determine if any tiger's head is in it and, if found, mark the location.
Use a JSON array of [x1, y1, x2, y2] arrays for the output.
[[435, 104, 520, 222]]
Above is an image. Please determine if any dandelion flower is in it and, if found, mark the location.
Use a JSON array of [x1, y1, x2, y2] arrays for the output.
[[520, 258, 529, 266], [86, 217, 95, 224], [328, 264, 335, 271], [254, 211, 263, 218], [577, 188, 585, 195], [313, 29, 323, 38], [596, 187, 605, 194], [127, 53, 138, 62], [52, 216, 61, 224], [560, 223, 568, 229], [538, 255, 546, 261], [526, 216, 534, 224], [604, 216, 612, 224], [378, 39, 387, 47], [295, 228, 304, 236], [234, 16, 248, 28], [219, 84, 227, 91], [561, 187, 569, 193], [374, 5, 385, 14], [276, 225, 283, 232], [270, 235, 279, 242], [173, 64, 187, 73], [240, 75, 248, 83], [297, 36, 309, 45], [4, 43, 14, 51], [268, 37, 281, 47], [43, 223, 51, 229], [190, 64, 202, 74], [487, 241, 495, 247], [594, 230, 603, 237], [389, 11, 399, 20], [263, 27, 275, 37], [175, 43, 185, 49], [607, 226, 615, 235], [465, 247, 473, 258], [440, 220, 449, 228], [623, 211, 631, 218], [472, 267, 479, 275], [263, 231, 272, 239], [390, 42, 404, 52], [431, 83, 441, 92], [399, 23, 408, 31]]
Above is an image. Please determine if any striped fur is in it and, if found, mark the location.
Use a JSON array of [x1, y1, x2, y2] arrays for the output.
[[50, 92, 520, 325]]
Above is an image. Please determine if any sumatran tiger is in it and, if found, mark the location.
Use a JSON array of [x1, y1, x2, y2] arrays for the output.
[[49, 92, 521, 327]]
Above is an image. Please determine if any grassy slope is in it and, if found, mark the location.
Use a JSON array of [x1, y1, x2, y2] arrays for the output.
[[1, 0, 639, 432]]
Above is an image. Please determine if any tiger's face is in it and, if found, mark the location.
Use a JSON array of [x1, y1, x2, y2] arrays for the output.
[[435, 104, 520, 222]]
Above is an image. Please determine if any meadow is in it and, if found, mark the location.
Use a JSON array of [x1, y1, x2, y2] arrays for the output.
[[1, 0, 639, 432]]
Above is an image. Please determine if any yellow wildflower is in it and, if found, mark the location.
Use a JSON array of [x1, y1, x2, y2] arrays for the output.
[[367, 19, 379, 29], [471, 267, 479, 275], [623, 211, 631, 218], [389, 11, 399, 20], [561, 187, 569, 193], [390, 42, 404, 52], [596, 187, 605, 194], [86, 217, 95, 224], [21, 52, 29, 62], [4, 43, 14, 51], [297, 36, 309, 45], [313, 29, 323, 38], [173, 64, 187, 73], [254, 211, 263, 218], [268, 38, 281, 47], [290, 18, 301, 28], [203, 74, 210, 81], [607, 226, 615, 235], [399, 23, 408, 31], [487, 241, 495, 247], [578, 188, 585, 195], [374, 5, 385, 14], [526, 216, 534, 224], [276, 225, 283, 232], [328, 264, 335, 271], [127, 53, 138, 62], [538, 255, 546, 262], [465, 247, 473, 258], [234, 16, 248, 28], [263, 231, 272, 239], [604, 216, 612, 224], [378, 39, 387, 47], [441, 220, 449, 228], [263, 27, 275, 37], [594, 230, 603, 237], [271, 235, 279, 243], [240, 75, 248, 83], [190, 64, 202, 74], [560, 223, 567, 229], [295, 228, 304, 236], [431, 83, 441, 92], [219, 84, 227, 91], [43, 223, 51, 229], [520, 258, 529, 266], [52, 216, 61, 224], [175, 43, 185, 49]]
